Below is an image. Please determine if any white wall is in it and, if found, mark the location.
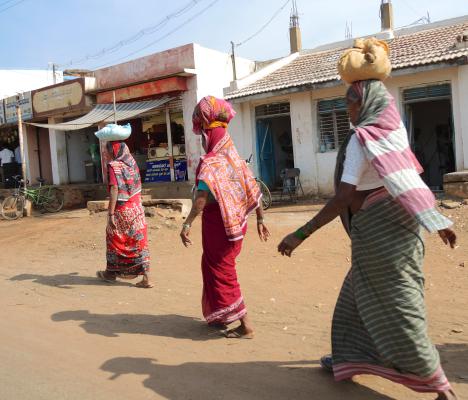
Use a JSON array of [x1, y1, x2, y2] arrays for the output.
[[456, 65, 468, 169], [181, 45, 255, 181], [0, 70, 63, 99], [48, 118, 69, 185]]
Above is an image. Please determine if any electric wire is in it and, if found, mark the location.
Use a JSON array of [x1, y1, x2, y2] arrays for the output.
[[91, 0, 220, 70], [235, 0, 291, 47], [0, 0, 26, 14], [59, 0, 205, 68]]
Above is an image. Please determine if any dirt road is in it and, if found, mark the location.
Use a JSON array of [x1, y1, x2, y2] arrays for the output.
[[0, 203, 467, 400]]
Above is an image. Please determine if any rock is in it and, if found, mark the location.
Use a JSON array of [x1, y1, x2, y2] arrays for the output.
[[441, 200, 461, 209], [451, 329, 463, 334], [144, 207, 157, 218], [87, 200, 109, 213], [459, 262, 465, 268]]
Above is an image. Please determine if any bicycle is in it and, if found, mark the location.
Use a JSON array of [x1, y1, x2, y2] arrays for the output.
[[246, 155, 272, 210], [1, 176, 64, 220]]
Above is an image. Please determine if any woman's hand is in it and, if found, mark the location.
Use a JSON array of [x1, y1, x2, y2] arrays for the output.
[[257, 222, 270, 242], [438, 228, 457, 249], [180, 224, 193, 247], [108, 214, 117, 231], [278, 233, 304, 257]]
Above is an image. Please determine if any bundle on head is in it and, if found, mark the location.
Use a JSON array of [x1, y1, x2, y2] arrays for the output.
[[337, 37, 392, 84]]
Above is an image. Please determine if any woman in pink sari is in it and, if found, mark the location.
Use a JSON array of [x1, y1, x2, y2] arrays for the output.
[[180, 96, 270, 338]]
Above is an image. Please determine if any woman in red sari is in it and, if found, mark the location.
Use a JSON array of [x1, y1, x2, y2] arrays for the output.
[[180, 96, 270, 338], [96, 141, 152, 288]]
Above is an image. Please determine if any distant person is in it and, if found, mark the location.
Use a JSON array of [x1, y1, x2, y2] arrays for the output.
[[278, 80, 457, 399], [96, 141, 153, 288], [0, 142, 14, 166], [14, 143, 21, 164], [180, 96, 270, 338]]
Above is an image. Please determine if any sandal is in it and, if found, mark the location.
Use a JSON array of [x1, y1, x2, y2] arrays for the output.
[[320, 355, 333, 373], [96, 271, 116, 283], [135, 281, 154, 289], [224, 327, 254, 339]]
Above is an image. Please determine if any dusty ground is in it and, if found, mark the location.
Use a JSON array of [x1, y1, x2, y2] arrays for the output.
[[0, 201, 467, 400]]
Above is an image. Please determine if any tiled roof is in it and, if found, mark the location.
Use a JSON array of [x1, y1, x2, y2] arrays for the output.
[[226, 16, 468, 100]]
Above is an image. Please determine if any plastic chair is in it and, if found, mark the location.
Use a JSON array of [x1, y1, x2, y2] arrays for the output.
[[280, 168, 304, 202]]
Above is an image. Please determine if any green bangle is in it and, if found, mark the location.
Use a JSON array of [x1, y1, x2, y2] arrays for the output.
[[294, 228, 308, 241]]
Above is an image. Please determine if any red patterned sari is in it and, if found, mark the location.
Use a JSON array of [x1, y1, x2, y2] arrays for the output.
[[105, 142, 149, 277], [193, 96, 261, 325]]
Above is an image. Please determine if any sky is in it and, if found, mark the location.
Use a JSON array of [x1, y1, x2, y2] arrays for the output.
[[0, 0, 467, 71]]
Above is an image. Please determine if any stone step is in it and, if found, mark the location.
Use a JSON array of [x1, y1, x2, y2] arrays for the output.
[[87, 198, 191, 218]]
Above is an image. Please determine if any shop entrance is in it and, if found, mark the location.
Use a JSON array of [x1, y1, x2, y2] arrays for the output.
[[404, 84, 455, 190], [66, 128, 99, 183], [255, 103, 294, 189]]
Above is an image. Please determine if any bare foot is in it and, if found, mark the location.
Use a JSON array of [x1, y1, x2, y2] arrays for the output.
[[436, 389, 458, 400], [224, 325, 254, 339], [96, 271, 116, 283], [135, 280, 154, 288]]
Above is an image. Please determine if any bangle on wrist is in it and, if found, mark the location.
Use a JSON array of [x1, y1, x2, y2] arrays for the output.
[[294, 228, 308, 241], [182, 223, 191, 229]]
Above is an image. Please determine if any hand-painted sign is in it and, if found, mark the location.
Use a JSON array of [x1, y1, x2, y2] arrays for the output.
[[32, 79, 85, 117], [4, 92, 33, 123]]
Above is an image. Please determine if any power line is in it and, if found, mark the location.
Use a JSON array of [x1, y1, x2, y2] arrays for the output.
[[92, 0, 220, 70], [0, 0, 27, 14], [59, 0, 205, 68], [236, 0, 290, 47]]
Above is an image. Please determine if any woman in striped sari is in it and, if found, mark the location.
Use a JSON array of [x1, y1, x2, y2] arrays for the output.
[[278, 80, 457, 399]]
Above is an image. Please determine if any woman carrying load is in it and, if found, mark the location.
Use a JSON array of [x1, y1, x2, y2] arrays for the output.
[[96, 140, 153, 289], [278, 79, 457, 399], [180, 96, 270, 339]]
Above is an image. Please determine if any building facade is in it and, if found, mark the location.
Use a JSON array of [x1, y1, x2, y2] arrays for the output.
[[225, 16, 468, 195]]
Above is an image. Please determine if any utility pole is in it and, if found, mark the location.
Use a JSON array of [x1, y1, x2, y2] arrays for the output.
[[52, 63, 57, 84], [16, 94, 27, 190], [231, 41, 237, 81]]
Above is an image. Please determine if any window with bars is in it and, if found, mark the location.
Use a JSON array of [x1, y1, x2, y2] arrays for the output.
[[317, 98, 350, 152]]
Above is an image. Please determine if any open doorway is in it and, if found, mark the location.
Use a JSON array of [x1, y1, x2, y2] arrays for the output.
[[404, 84, 455, 190], [255, 103, 294, 189]]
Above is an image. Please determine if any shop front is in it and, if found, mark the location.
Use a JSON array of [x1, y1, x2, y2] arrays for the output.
[[0, 93, 34, 187], [30, 78, 96, 185], [95, 78, 189, 185]]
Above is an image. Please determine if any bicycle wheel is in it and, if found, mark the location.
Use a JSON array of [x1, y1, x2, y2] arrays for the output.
[[257, 179, 272, 210], [1, 195, 24, 220], [43, 188, 64, 213]]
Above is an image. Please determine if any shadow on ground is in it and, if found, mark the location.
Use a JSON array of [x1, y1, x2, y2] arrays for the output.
[[9, 273, 133, 289], [100, 357, 395, 400], [51, 310, 222, 341], [438, 343, 468, 384]]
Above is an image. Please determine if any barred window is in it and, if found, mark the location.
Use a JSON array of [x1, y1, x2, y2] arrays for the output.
[[317, 98, 350, 152]]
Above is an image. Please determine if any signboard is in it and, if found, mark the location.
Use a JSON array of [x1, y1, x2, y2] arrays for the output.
[[0, 100, 5, 125], [145, 159, 171, 183], [174, 159, 187, 181], [144, 158, 187, 183], [4, 92, 33, 123], [32, 79, 85, 117]]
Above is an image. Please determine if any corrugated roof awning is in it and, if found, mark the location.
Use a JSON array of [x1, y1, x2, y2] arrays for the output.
[[26, 97, 172, 131]]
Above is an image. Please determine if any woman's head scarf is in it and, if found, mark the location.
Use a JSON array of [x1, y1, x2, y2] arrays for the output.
[[107, 141, 141, 201], [192, 96, 261, 241], [335, 79, 451, 233]]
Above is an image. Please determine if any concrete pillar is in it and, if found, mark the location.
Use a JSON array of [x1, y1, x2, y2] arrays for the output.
[[290, 92, 318, 195], [457, 65, 468, 170], [48, 117, 69, 185], [182, 87, 201, 182]]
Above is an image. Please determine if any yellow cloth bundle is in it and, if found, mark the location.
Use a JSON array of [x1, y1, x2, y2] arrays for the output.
[[337, 37, 392, 84]]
